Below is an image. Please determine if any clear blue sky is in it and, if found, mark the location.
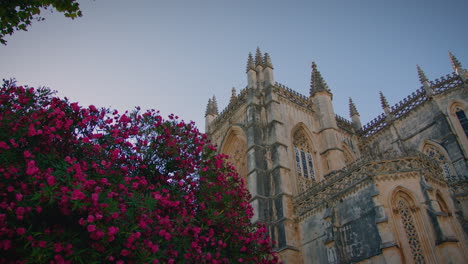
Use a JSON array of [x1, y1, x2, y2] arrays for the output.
[[1, 0, 467, 132]]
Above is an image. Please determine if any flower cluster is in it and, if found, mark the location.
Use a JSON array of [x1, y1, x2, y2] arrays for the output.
[[0, 80, 279, 263]]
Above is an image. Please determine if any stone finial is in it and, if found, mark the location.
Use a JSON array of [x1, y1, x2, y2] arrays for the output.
[[349, 98, 359, 117], [417, 65, 429, 84], [263, 52, 273, 69], [379, 91, 390, 109], [230, 87, 237, 102], [211, 95, 219, 115], [246, 52, 255, 73], [205, 98, 212, 117], [255, 47, 263, 67], [448, 51, 462, 71], [417, 65, 433, 96], [310, 62, 330, 97], [205, 96, 219, 116]]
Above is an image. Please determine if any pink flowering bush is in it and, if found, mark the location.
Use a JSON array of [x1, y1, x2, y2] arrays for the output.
[[0, 80, 279, 263]]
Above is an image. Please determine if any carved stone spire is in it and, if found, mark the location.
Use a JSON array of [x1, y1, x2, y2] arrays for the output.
[[310, 62, 330, 97], [230, 87, 237, 103], [417, 65, 433, 97], [349, 97, 362, 131], [449, 51, 462, 71], [205, 98, 212, 117], [246, 52, 255, 73], [263, 52, 273, 69], [349, 98, 359, 117], [417, 65, 429, 84], [380, 91, 392, 119], [379, 91, 390, 109], [211, 95, 218, 115], [255, 47, 263, 67]]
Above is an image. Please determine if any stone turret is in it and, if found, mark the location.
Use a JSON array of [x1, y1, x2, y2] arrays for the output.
[[417, 65, 433, 96], [255, 47, 265, 88], [349, 98, 362, 131], [309, 62, 345, 171], [246, 53, 257, 89], [205, 96, 219, 132], [310, 62, 336, 128], [449, 51, 467, 82], [263, 52, 274, 87]]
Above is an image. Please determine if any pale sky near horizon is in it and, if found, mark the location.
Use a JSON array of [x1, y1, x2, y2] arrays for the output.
[[1, 0, 467, 132]]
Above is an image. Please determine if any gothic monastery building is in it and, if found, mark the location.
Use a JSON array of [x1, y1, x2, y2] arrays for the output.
[[205, 49, 468, 264]]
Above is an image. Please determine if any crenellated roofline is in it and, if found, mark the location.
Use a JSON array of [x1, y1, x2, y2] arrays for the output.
[[359, 71, 465, 140]]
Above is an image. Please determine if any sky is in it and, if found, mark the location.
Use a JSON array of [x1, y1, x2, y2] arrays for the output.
[[1, 0, 467, 132]]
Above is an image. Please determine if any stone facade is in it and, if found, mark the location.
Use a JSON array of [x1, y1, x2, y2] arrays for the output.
[[205, 48, 468, 263]]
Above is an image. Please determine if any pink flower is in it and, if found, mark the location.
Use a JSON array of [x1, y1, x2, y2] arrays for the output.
[[46, 175, 56, 185], [0, 141, 9, 150], [87, 215, 95, 223], [15, 207, 25, 220], [71, 189, 86, 200], [25, 160, 39, 175], [108, 226, 119, 236], [91, 193, 98, 204], [87, 225, 96, 232], [23, 150, 32, 158], [38, 240, 47, 248], [16, 228, 26, 235], [54, 243, 64, 252]]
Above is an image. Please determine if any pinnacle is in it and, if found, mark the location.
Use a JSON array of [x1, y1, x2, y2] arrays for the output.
[[263, 52, 273, 69], [310, 61, 329, 96], [211, 95, 218, 115], [230, 87, 237, 102], [349, 98, 359, 117], [448, 51, 462, 70], [416, 65, 429, 84], [205, 96, 219, 116], [379, 91, 390, 109], [255, 47, 263, 67], [246, 53, 255, 73], [205, 98, 212, 117]]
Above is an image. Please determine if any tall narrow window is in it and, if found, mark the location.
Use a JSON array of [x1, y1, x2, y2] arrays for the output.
[[396, 197, 426, 264], [455, 110, 468, 136], [307, 153, 315, 179], [293, 128, 315, 182], [301, 150, 309, 178], [295, 147, 302, 177]]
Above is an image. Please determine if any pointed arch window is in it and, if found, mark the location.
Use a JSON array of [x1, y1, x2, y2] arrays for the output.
[[455, 110, 468, 137], [395, 196, 426, 264], [293, 129, 315, 181], [422, 143, 458, 183], [221, 128, 248, 182]]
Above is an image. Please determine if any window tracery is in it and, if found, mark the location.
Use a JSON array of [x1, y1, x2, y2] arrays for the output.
[[396, 196, 426, 264], [422, 143, 457, 183], [293, 128, 316, 193]]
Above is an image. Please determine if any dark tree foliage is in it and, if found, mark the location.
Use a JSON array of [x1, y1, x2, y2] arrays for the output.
[[0, 0, 82, 44]]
